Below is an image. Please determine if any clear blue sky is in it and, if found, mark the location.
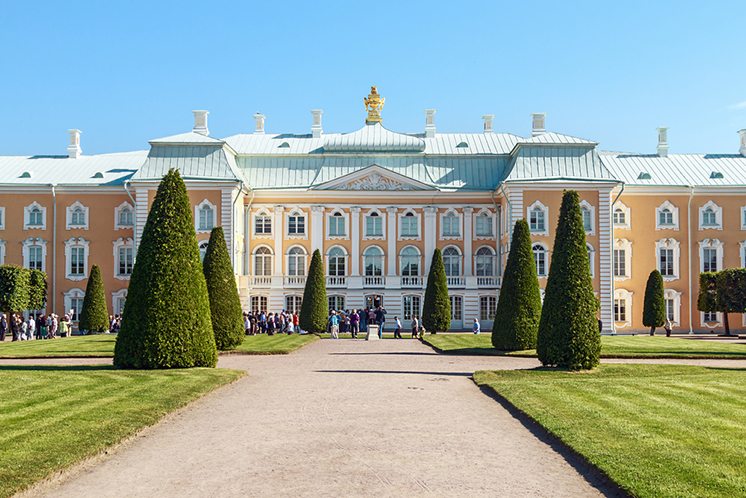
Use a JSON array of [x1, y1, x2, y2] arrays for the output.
[[2, 0, 745, 156]]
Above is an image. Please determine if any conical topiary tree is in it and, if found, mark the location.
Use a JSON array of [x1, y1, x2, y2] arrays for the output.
[[299, 249, 327, 334], [28, 269, 48, 312], [642, 269, 666, 336], [537, 190, 600, 370], [79, 265, 109, 333], [492, 219, 542, 350], [114, 169, 217, 368], [422, 248, 450, 333], [203, 227, 244, 350]]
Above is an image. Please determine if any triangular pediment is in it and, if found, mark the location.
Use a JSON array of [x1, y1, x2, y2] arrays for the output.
[[313, 164, 437, 191]]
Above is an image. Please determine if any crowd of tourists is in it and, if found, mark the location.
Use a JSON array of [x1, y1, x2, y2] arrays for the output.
[[0, 312, 71, 341]]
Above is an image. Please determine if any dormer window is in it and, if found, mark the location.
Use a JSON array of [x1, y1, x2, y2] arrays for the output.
[[638, 172, 652, 180], [710, 171, 723, 179], [278, 142, 290, 148], [456, 141, 469, 148]]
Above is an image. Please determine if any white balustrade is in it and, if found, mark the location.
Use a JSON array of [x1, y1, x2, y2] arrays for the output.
[[251, 276, 272, 287], [401, 276, 423, 288], [363, 275, 385, 287], [326, 276, 347, 288], [446, 276, 466, 287], [283, 275, 307, 287]]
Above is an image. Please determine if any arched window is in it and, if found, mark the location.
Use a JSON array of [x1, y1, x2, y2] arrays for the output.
[[199, 241, 209, 262], [27, 244, 44, 270], [287, 210, 305, 235], [328, 247, 346, 276], [253, 247, 273, 276], [118, 206, 133, 227], [71, 207, 86, 226], [580, 203, 593, 233], [287, 246, 307, 276], [328, 211, 346, 237], [613, 208, 625, 225], [442, 247, 462, 276], [702, 207, 717, 227], [528, 202, 547, 234], [196, 201, 216, 232], [475, 247, 495, 276], [532, 244, 547, 277], [659, 208, 673, 226], [28, 206, 44, 227], [441, 211, 460, 237], [254, 210, 272, 235], [400, 246, 420, 276], [475, 211, 493, 237], [363, 246, 384, 276]]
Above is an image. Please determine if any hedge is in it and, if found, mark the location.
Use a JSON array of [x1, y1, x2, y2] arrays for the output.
[[79, 265, 110, 333], [422, 248, 450, 333], [299, 249, 327, 333], [203, 226, 244, 350], [642, 269, 666, 335]]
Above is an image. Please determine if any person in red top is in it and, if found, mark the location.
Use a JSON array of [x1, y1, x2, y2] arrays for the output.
[[293, 313, 299, 334]]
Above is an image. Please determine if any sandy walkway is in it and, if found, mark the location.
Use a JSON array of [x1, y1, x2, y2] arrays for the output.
[[25, 339, 623, 497]]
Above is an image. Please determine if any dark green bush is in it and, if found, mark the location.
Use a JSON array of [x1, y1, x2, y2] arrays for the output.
[[300, 249, 327, 333], [114, 169, 217, 368], [422, 248, 450, 333], [0, 265, 29, 314], [28, 269, 47, 311], [642, 270, 666, 334], [203, 227, 244, 350], [79, 265, 110, 333], [492, 219, 542, 350]]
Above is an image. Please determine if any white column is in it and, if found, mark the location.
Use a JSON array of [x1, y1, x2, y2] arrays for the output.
[[273, 205, 284, 276], [134, 188, 148, 253], [386, 206, 397, 276], [463, 206, 473, 277], [424, 206, 437, 270], [350, 207, 361, 276], [598, 188, 614, 334], [311, 205, 324, 255]]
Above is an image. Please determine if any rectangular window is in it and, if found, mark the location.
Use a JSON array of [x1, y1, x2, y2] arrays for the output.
[[480, 296, 497, 321], [613, 249, 626, 277], [118, 246, 134, 276], [70, 247, 85, 276], [401, 216, 418, 237], [288, 215, 305, 235], [328, 215, 346, 237], [703, 248, 718, 272], [285, 295, 302, 314], [475, 215, 493, 237], [665, 298, 675, 321], [614, 298, 627, 322], [328, 295, 345, 312], [255, 215, 272, 235], [70, 297, 84, 321], [250, 296, 268, 314], [450, 295, 463, 321], [659, 248, 675, 277], [28, 245, 43, 270], [582, 209, 592, 232], [115, 296, 127, 315], [703, 311, 718, 323], [442, 215, 460, 237], [529, 209, 545, 233], [402, 295, 421, 320], [365, 215, 383, 237]]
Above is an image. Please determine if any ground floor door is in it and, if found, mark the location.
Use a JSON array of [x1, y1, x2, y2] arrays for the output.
[[450, 295, 463, 330], [365, 294, 383, 309]]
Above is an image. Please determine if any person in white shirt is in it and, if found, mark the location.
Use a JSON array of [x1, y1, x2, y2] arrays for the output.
[[27, 316, 36, 340]]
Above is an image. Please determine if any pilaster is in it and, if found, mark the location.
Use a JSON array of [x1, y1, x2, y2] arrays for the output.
[[424, 206, 437, 271], [386, 206, 397, 276], [351, 206, 361, 276], [311, 205, 324, 255], [273, 205, 284, 275], [463, 206, 473, 276]]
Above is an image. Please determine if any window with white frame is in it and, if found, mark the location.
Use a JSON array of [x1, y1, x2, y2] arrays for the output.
[[699, 239, 723, 273], [613, 202, 630, 228], [475, 246, 496, 277], [328, 211, 346, 237], [741, 207, 746, 230], [441, 210, 461, 238], [580, 201, 595, 234], [66, 201, 89, 229], [285, 295, 302, 314], [253, 247, 273, 276], [23, 238, 46, 271], [475, 210, 494, 237], [115, 202, 134, 229], [532, 243, 547, 277], [287, 246, 307, 276], [0, 240, 4, 265], [442, 247, 462, 276], [364, 211, 384, 238], [195, 200, 216, 232], [65, 238, 89, 280], [327, 247, 346, 276], [250, 295, 268, 314], [656, 239, 680, 279], [614, 289, 633, 326], [699, 201, 722, 230], [402, 295, 421, 320], [400, 211, 419, 238], [254, 211, 272, 235], [400, 246, 420, 276], [480, 295, 497, 321], [199, 240, 209, 261], [656, 201, 678, 230], [363, 246, 384, 276], [664, 289, 681, 325], [287, 210, 306, 236], [328, 295, 345, 312], [450, 295, 463, 321], [741, 241, 746, 268], [0, 207, 5, 230], [527, 201, 548, 234], [702, 311, 719, 324], [613, 239, 632, 278], [24, 202, 46, 230], [64, 288, 85, 321], [112, 289, 128, 316], [587, 243, 595, 277], [113, 238, 134, 278]]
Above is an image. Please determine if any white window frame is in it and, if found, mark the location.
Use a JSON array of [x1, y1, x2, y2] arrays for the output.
[[587, 243, 595, 277], [475, 245, 496, 277], [479, 295, 497, 321], [474, 208, 495, 239], [64, 237, 90, 281], [613, 238, 632, 280], [286, 245, 307, 276], [199, 240, 209, 261], [614, 288, 633, 328], [0, 240, 5, 264], [0, 206, 5, 230], [532, 242, 548, 277], [112, 289, 128, 316], [253, 209, 273, 237], [113, 237, 134, 280], [655, 201, 679, 230], [580, 200, 595, 235], [663, 288, 682, 326], [449, 295, 463, 321], [252, 245, 274, 276], [402, 294, 422, 321], [699, 238, 724, 273], [63, 288, 85, 322], [363, 208, 386, 240], [195, 199, 217, 233], [527, 201, 548, 235], [285, 295, 303, 314], [698, 201, 722, 230], [327, 246, 348, 277], [65, 201, 89, 230], [440, 208, 463, 240], [740, 241, 746, 268], [114, 201, 135, 230], [362, 245, 385, 277], [250, 295, 269, 314], [24, 202, 47, 230], [398, 209, 421, 240], [700, 311, 722, 329], [399, 246, 421, 276], [286, 209, 307, 238], [613, 201, 630, 229], [656, 238, 680, 281], [741, 207, 746, 231], [326, 210, 349, 240], [442, 245, 463, 277], [22, 237, 47, 271]]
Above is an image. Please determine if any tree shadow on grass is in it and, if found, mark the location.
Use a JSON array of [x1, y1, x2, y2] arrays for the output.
[[315, 369, 473, 377], [0, 364, 115, 372], [327, 352, 437, 356]]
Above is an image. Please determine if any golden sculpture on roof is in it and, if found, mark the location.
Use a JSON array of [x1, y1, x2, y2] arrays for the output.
[[364, 86, 385, 124]]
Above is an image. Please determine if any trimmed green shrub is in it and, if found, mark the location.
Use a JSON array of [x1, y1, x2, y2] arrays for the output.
[[28, 269, 47, 311], [492, 219, 542, 350], [114, 169, 217, 368], [697, 272, 718, 316], [699, 269, 746, 336], [537, 190, 600, 370], [422, 248, 450, 333], [79, 265, 110, 333], [642, 270, 666, 335], [203, 227, 244, 350], [0, 265, 29, 314], [300, 249, 327, 333]]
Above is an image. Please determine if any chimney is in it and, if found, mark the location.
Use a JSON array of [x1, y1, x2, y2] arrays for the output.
[[67, 129, 82, 158], [192, 110, 209, 136], [657, 127, 669, 157], [311, 109, 323, 138], [254, 113, 266, 135], [531, 113, 546, 136], [424, 109, 436, 138], [739, 129, 746, 156], [482, 114, 494, 134]]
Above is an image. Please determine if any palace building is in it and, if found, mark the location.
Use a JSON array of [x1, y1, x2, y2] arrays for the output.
[[2, 87, 746, 333]]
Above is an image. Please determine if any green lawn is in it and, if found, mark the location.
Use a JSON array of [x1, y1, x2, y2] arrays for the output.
[[0, 365, 243, 498], [0, 333, 318, 358], [423, 333, 746, 359], [474, 365, 746, 497]]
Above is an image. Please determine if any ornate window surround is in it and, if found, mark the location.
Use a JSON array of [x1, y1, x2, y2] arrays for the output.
[[587, 243, 595, 277], [613, 238, 632, 280], [614, 288, 633, 328], [440, 208, 463, 240], [699, 238, 724, 273], [63, 288, 85, 321], [580, 200, 595, 235], [326, 209, 349, 240], [532, 242, 548, 278], [664, 288, 682, 326], [363, 208, 386, 240], [698, 200, 722, 230], [397, 209, 421, 240], [285, 207, 307, 239], [195, 199, 217, 233], [613, 202, 630, 229], [656, 238, 681, 281], [252, 208, 273, 238], [114, 201, 135, 230], [0, 239, 5, 265], [527, 200, 548, 235], [112, 289, 128, 315], [113, 237, 134, 280], [64, 237, 90, 281], [22, 237, 47, 271], [473, 208, 495, 239], [24, 201, 47, 230], [655, 201, 679, 230], [0, 206, 5, 230], [66, 201, 89, 230]]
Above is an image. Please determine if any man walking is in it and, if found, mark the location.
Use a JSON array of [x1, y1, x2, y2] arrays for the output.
[[328, 310, 340, 339], [375, 305, 387, 339]]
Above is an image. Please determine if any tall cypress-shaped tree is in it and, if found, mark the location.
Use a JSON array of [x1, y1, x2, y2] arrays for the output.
[[203, 227, 244, 350], [537, 190, 600, 370], [300, 249, 327, 334], [79, 265, 109, 333], [422, 248, 450, 333], [492, 219, 542, 350], [114, 169, 217, 368], [642, 269, 666, 335], [28, 269, 47, 312]]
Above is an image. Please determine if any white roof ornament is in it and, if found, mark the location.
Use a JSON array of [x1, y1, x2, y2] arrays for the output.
[[531, 113, 546, 137], [425, 109, 436, 138], [738, 129, 746, 156], [657, 127, 669, 157], [311, 109, 323, 138], [67, 129, 82, 159], [192, 110, 209, 136], [254, 113, 266, 135], [482, 114, 494, 134]]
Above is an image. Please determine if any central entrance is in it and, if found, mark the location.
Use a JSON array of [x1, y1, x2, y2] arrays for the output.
[[365, 294, 383, 309]]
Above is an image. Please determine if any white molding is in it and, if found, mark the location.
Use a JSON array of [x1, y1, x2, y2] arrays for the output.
[[363, 208, 386, 240], [285, 207, 308, 239], [613, 201, 630, 229], [527, 200, 548, 235], [656, 238, 681, 281], [397, 208, 421, 240], [22, 237, 47, 271], [112, 237, 134, 280], [64, 237, 90, 281], [613, 238, 632, 280], [440, 207, 463, 240], [587, 242, 595, 277], [741, 207, 746, 231], [0, 207, 5, 230], [63, 288, 85, 321], [326, 209, 350, 240], [362, 244, 385, 277], [699, 238, 724, 273], [580, 200, 595, 235], [740, 241, 746, 268], [655, 200, 679, 230], [700, 311, 722, 328], [664, 288, 682, 326], [473, 208, 495, 239], [698, 200, 722, 230], [0, 239, 5, 264], [614, 288, 633, 328], [65, 200, 89, 230], [195, 198, 217, 233], [252, 243, 274, 277], [252, 207, 273, 238], [532, 242, 548, 277], [114, 201, 135, 230], [24, 201, 47, 230], [112, 288, 128, 315]]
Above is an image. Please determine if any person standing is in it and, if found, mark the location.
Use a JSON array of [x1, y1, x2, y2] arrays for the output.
[[472, 318, 481, 335], [664, 318, 672, 337], [292, 312, 299, 334], [411, 315, 419, 339], [28, 315, 36, 340], [375, 306, 387, 338], [394, 316, 402, 339], [328, 310, 340, 339], [0, 313, 6, 341], [350, 309, 360, 339]]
